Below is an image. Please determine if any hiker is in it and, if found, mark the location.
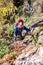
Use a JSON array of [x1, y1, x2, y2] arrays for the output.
[[14, 19, 31, 40]]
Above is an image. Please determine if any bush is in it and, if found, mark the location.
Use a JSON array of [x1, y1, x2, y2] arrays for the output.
[[7, 25, 14, 37], [0, 39, 9, 58]]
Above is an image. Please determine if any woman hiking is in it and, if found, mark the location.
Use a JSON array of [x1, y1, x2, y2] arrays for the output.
[[14, 19, 31, 40]]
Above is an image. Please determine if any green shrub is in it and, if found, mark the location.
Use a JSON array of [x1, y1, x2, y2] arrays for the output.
[[7, 25, 14, 37], [0, 39, 9, 58]]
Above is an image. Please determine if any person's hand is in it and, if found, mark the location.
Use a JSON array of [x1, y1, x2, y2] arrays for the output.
[[22, 30, 27, 36], [28, 32, 31, 35]]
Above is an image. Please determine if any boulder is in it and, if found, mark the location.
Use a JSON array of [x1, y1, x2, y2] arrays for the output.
[[15, 47, 43, 65], [2, 62, 11, 65], [38, 35, 43, 43]]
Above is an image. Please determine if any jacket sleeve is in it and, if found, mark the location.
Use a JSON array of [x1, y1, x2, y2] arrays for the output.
[[14, 27, 18, 36], [24, 26, 31, 32]]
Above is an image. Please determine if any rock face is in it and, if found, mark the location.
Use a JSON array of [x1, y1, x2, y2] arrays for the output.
[[2, 62, 11, 65], [38, 35, 43, 43], [23, 0, 43, 16], [15, 47, 43, 65]]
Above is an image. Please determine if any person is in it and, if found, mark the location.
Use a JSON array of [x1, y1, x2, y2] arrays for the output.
[[14, 19, 31, 40]]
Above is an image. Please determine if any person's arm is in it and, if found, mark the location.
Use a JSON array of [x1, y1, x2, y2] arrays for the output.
[[24, 26, 31, 34], [14, 27, 18, 36]]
